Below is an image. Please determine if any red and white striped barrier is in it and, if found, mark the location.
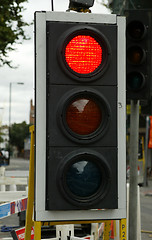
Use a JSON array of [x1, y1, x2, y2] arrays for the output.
[[0, 198, 27, 219]]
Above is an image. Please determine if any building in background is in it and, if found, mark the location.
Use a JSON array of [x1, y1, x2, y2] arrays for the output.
[[0, 125, 9, 150]]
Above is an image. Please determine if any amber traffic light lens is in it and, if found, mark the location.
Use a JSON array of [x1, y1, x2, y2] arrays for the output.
[[66, 97, 102, 135], [127, 46, 145, 65], [65, 35, 102, 74]]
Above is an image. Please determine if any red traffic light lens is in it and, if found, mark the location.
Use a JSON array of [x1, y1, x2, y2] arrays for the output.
[[65, 35, 102, 74], [127, 21, 146, 40], [66, 97, 102, 135]]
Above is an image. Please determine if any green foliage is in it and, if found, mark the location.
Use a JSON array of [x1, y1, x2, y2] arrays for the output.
[[10, 121, 30, 153], [0, 0, 30, 67]]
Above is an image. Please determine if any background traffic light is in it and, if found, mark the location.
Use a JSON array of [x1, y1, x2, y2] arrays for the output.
[[69, 0, 94, 8], [35, 12, 126, 222], [125, 9, 152, 101]]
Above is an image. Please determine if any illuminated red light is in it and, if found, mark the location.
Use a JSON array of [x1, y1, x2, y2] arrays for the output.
[[66, 97, 102, 135], [65, 35, 102, 74]]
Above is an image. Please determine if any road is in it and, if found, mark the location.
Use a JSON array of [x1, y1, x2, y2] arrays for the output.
[[5, 158, 29, 171], [0, 158, 151, 239], [140, 181, 152, 240]]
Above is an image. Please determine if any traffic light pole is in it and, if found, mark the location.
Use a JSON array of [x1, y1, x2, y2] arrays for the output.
[[144, 116, 149, 186], [129, 100, 139, 240]]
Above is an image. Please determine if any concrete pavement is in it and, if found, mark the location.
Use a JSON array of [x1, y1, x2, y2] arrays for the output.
[[140, 178, 152, 240], [140, 178, 152, 196]]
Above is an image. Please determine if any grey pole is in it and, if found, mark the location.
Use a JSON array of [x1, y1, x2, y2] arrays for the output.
[[144, 116, 149, 186], [8, 82, 12, 162], [8, 82, 24, 161], [129, 100, 139, 240]]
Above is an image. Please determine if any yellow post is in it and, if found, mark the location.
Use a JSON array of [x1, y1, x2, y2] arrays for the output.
[[34, 221, 42, 240], [25, 126, 35, 240], [113, 220, 117, 238], [103, 220, 111, 240], [120, 218, 127, 240]]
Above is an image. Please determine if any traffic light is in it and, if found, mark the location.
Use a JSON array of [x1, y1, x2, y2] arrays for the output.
[[125, 9, 152, 101], [35, 12, 126, 222], [46, 19, 118, 211], [69, 0, 94, 8]]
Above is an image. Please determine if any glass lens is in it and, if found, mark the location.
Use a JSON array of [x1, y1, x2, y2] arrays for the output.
[[127, 46, 144, 65], [127, 21, 145, 40], [66, 97, 102, 135], [65, 35, 102, 74], [127, 72, 144, 90], [66, 159, 102, 198]]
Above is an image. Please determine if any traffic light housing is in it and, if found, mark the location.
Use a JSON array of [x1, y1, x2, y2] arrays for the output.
[[69, 0, 95, 8], [125, 9, 152, 101], [35, 12, 126, 222]]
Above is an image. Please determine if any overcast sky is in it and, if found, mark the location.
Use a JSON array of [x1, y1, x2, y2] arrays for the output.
[[0, 0, 110, 126]]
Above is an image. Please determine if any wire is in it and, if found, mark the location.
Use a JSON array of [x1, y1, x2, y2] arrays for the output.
[[51, 0, 54, 11]]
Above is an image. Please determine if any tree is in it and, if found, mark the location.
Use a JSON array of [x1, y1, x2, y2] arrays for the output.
[[10, 121, 30, 154], [0, 0, 30, 67]]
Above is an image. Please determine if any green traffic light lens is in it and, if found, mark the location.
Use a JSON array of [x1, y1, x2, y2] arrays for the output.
[[127, 46, 146, 65], [66, 160, 101, 198], [127, 72, 145, 91], [127, 21, 146, 40], [59, 150, 112, 206]]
